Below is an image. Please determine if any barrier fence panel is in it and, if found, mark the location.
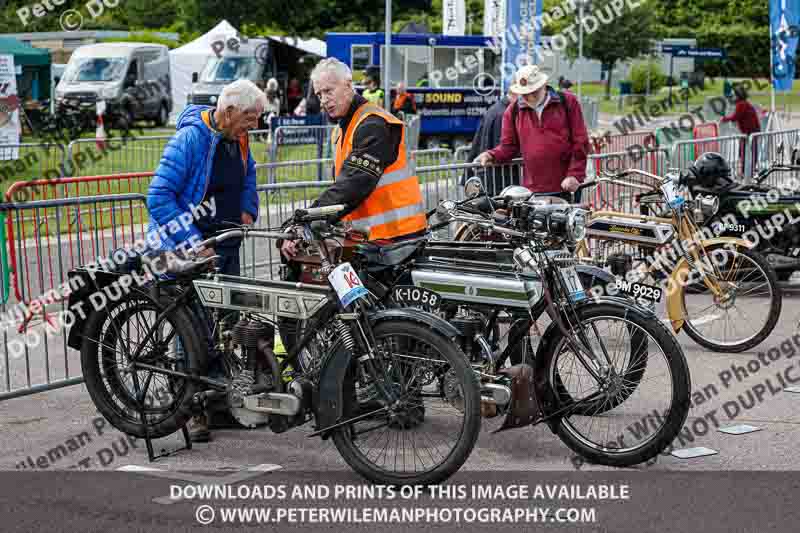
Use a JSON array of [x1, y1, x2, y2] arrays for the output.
[[0, 192, 149, 401], [454, 145, 472, 163], [255, 159, 334, 185], [748, 129, 800, 188], [585, 149, 670, 214], [65, 136, 173, 178], [270, 125, 336, 166], [671, 134, 748, 179], [247, 129, 273, 164], [1, 143, 68, 187], [405, 115, 422, 152], [592, 131, 656, 155]]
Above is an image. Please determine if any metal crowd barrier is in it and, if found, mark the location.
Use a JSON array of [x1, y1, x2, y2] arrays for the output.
[[580, 97, 599, 131], [0, 192, 150, 400], [247, 129, 273, 164], [747, 129, 800, 188], [671, 134, 748, 181], [0, 143, 68, 189], [585, 149, 670, 214], [65, 135, 172, 177], [269, 125, 336, 163], [592, 131, 656, 155]]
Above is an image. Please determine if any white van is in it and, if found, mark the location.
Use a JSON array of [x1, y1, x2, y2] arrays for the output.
[[55, 43, 172, 127]]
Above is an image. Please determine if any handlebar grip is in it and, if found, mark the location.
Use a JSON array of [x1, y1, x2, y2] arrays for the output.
[[296, 204, 346, 220]]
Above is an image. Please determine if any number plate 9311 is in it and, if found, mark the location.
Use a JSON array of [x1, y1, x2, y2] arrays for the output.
[[392, 286, 441, 311]]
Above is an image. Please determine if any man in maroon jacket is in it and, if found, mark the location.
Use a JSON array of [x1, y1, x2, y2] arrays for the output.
[[721, 87, 761, 135], [475, 65, 590, 197]]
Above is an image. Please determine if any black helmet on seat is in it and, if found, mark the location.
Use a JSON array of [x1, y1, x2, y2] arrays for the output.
[[689, 152, 733, 189]]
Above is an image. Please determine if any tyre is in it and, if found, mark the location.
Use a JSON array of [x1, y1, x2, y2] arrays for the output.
[[681, 245, 781, 353], [539, 303, 690, 467], [80, 294, 206, 439], [156, 103, 169, 127], [331, 321, 481, 485]]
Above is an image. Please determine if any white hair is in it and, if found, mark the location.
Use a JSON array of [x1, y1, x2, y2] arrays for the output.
[[217, 79, 268, 112], [310, 58, 352, 85]]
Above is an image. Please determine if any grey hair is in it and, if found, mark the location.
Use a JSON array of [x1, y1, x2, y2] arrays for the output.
[[310, 58, 353, 85], [217, 79, 268, 111]]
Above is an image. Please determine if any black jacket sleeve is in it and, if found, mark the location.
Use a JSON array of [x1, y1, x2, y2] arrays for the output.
[[314, 115, 401, 220]]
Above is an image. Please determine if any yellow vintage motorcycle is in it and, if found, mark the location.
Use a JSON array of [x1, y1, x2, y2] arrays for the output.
[[575, 169, 781, 353], [454, 170, 782, 353]]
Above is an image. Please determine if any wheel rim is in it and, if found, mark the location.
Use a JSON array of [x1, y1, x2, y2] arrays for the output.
[[343, 332, 472, 478], [682, 249, 775, 348], [88, 299, 189, 427], [549, 315, 677, 456]]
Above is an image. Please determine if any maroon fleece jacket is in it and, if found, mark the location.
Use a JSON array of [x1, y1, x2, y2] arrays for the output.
[[488, 88, 590, 193]]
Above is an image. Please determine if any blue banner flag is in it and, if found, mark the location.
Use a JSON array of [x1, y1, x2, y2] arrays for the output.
[[501, 0, 543, 93], [771, 0, 800, 91]]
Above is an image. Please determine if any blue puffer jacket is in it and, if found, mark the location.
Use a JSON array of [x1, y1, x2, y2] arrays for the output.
[[145, 105, 259, 251]]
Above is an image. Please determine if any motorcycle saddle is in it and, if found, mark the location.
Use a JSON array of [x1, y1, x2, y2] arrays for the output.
[[355, 237, 428, 267]]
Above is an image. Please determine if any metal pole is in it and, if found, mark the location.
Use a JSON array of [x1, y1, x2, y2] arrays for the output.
[[578, 0, 584, 99], [385, 0, 392, 110]]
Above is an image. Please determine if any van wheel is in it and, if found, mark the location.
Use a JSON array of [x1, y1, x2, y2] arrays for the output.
[[156, 103, 169, 127]]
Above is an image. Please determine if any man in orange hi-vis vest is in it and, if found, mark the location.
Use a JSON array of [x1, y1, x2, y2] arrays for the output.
[[280, 58, 427, 262]]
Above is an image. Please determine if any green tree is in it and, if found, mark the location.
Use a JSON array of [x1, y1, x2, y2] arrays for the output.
[[555, 0, 661, 99]]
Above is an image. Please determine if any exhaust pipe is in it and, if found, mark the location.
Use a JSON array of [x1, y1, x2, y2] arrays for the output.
[[480, 383, 512, 418]]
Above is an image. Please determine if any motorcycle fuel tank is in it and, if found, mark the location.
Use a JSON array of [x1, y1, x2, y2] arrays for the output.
[[585, 215, 675, 246], [410, 262, 542, 309]]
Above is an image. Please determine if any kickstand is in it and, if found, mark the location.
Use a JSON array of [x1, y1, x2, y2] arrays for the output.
[[134, 388, 193, 462], [140, 408, 193, 462]]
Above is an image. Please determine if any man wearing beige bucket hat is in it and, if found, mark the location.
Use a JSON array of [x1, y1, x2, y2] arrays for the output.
[[476, 65, 589, 197]]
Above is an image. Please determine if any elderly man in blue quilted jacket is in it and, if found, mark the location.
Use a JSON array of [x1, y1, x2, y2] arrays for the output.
[[146, 79, 264, 442]]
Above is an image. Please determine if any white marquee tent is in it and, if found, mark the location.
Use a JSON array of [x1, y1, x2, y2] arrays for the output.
[[167, 20, 243, 124]]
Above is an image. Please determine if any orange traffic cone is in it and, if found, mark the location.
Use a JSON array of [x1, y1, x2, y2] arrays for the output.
[[95, 113, 107, 151]]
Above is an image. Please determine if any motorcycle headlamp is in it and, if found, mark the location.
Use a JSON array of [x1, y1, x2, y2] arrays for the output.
[[463, 176, 484, 198], [698, 194, 720, 219], [567, 209, 588, 242]]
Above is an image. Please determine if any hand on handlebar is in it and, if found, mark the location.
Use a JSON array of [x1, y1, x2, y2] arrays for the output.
[[561, 176, 580, 193], [281, 239, 299, 260]]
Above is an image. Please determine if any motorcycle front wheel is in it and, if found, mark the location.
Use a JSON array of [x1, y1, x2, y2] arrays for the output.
[[539, 303, 690, 467], [331, 321, 481, 486]]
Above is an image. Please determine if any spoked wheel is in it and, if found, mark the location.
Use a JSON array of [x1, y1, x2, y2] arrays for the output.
[[680, 245, 781, 353], [332, 321, 481, 485], [540, 303, 690, 467], [80, 294, 205, 439]]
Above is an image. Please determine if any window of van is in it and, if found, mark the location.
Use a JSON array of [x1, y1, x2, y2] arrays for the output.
[[63, 57, 128, 83], [201, 57, 261, 83]]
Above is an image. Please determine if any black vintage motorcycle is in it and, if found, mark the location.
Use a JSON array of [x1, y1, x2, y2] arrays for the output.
[[66, 205, 482, 486], [674, 156, 800, 281], [288, 199, 691, 467]]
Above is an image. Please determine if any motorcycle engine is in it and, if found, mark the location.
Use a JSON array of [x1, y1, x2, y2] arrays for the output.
[[226, 319, 276, 429], [692, 194, 720, 223], [450, 310, 488, 363]]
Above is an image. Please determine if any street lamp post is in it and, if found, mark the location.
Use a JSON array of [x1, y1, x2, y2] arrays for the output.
[[576, 0, 590, 100], [385, 0, 392, 110]]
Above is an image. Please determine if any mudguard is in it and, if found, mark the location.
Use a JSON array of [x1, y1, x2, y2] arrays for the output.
[[665, 237, 753, 332], [65, 268, 129, 350], [531, 296, 653, 432], [313, 308, 461, 439]]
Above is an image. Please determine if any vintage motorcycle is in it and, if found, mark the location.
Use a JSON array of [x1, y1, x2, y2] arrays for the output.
[[575, 168, 782, 353], [455, 170, 783, 353], [66, 205, 483, 486], [288, 198, 691, 467], [673, 159, 800, 281]]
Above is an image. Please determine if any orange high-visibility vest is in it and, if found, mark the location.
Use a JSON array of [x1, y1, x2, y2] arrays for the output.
[[333, 102, 427, 240]]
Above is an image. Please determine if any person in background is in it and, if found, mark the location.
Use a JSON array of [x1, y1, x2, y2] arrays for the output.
[[721, 85, 762, 169], [264, 78, 281, 117], [558, 75, 574, 90], [476, 65, 590, 199], [416, 72, 430, 87], [362, 75, 385, 107], [146, 79, 263, 442], [392, 82, 416, 116], [305, 79, 321, 116], [721, 86, 761, 135], [287, 78, 303, 113], [465, 73, 520, 195]]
